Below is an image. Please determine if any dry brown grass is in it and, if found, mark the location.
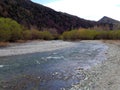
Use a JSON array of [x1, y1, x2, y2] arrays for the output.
[[0, 42, 9, 47]]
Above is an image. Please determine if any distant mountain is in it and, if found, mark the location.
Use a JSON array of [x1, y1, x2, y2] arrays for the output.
[[0, 0, 96, 33], [98, 16, 120, 30]]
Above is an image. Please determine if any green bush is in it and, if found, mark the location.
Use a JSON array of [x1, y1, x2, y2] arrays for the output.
[[61, 29, 98, 40], [109, 30, 120, 39], [22, 30, 32, 40], [31, 30, 43, 40], [22, 30, 54, 40], [61, 30, 79, 40], [0, 17, 23, 42], [0, 29, 11, 41], [10, 28, 22, 42], [77, 29, 98, 40], [42, 28, 60, 39], [42, 31, 54, 40], [95, 31, 108, 39]]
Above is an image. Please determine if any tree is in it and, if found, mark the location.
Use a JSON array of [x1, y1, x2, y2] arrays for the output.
[[0, 17, 23, 42]]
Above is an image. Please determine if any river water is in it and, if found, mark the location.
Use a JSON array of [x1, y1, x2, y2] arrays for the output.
[[0, 41, 108, 90]]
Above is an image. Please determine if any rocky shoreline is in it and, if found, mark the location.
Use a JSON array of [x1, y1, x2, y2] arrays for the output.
[[70, 40, 120, 90]]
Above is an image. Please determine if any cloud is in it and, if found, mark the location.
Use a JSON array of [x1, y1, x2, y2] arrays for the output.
[[45, 0, 120, 21], [116, 4, 120, 7]]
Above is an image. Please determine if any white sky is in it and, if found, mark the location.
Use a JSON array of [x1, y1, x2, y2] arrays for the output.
[[44, 0, 120, 21]]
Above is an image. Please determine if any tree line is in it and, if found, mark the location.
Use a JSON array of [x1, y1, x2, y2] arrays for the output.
[[0, 17, 120, 43], [61, 29, 120, 40]]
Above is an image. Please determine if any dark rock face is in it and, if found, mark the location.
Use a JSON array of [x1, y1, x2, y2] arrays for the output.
[[0, 0, 96, 33]]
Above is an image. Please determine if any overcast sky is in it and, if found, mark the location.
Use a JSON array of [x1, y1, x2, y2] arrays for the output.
[[32, 0, 120, 21]]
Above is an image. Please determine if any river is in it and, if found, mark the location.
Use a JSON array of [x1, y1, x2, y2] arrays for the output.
[[0, 41, 108, 90]]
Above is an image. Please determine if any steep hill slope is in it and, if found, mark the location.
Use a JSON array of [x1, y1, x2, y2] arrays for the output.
[[0, 0, 96, 33]]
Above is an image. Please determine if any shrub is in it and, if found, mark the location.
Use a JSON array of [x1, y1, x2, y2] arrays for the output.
[[42, 28, 60, 39], [0, 29, 11, 41], [95, 31, 108, 39], [22, 30, 54, 40], [77, 29, 98, 40], [61, 29, 120, 40], [61, 30, 79, 40], [0, 17, 23, 42], [10, 28, 23, 42], [109, 30, 120, 39], [31, 29, 43, 40], [22, 30, 32, 40], [61, 29, 98, 40], [42, 31, 54, 40]]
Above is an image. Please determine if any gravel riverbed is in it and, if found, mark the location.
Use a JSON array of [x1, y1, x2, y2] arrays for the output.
[[70, 40, 120, 90]]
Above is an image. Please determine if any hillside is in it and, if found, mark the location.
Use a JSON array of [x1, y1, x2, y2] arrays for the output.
[[98, 16, 120, 30], [0, 0, 96, 33]]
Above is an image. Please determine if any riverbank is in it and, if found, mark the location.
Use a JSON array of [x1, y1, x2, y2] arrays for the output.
[[70, 40, 120, 90], [0, 40, 75, 57]]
